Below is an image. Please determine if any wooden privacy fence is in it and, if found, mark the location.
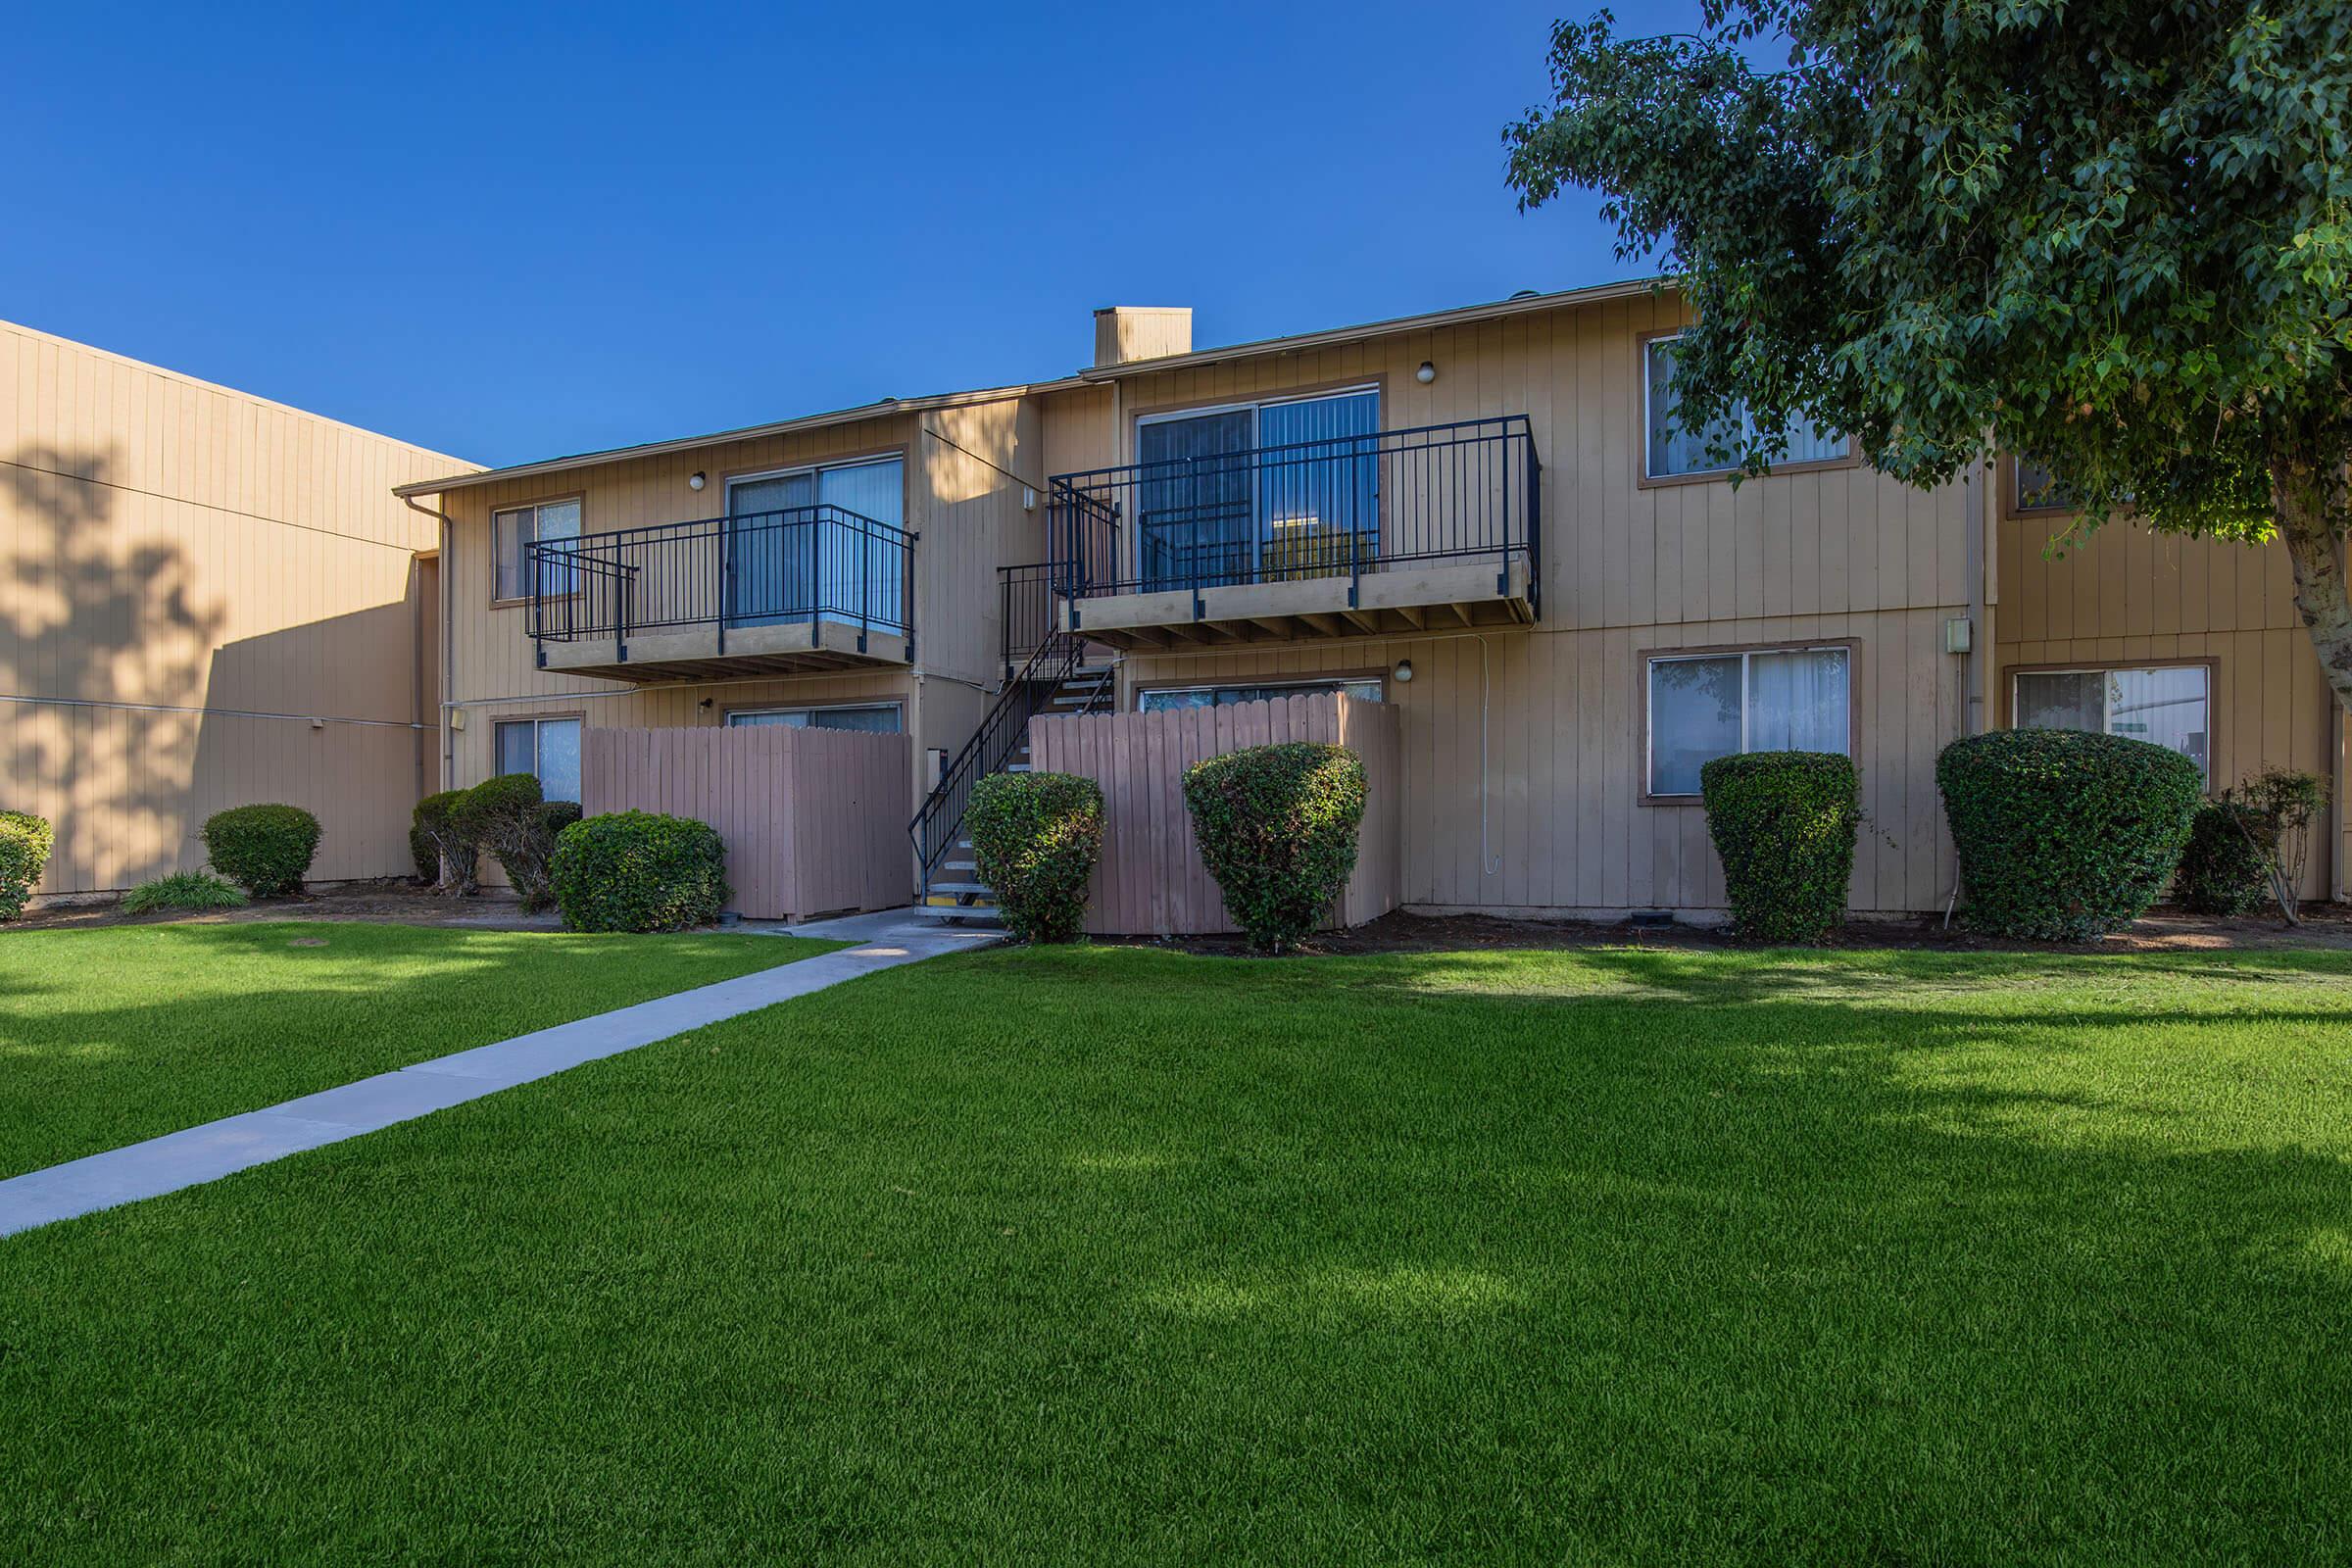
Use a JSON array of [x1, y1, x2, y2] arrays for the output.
[[580, 726, 910, 920], [1030, 693, 1400, 937]]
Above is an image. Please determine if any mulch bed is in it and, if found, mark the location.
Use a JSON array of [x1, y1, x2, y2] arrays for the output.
[[1108, 904, 2352, 958]]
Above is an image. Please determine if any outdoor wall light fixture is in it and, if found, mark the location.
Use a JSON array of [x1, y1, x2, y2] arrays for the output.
[[689, 471, 707, 490], [1394, 659, 1415, 683], [1416, 361, 1437, 384]]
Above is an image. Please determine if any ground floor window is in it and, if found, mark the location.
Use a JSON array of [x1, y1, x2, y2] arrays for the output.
[[725, 702, 903, 734], [1646, 646, 1851, 797], [494, 716, 582, 802], [1137, 677, 1382, 713], [2013, 665, 2210, 781]]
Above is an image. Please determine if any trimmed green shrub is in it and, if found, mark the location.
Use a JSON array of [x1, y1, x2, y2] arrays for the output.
[[1699, 752, 1859, 943], [454, 774, 569, 911], [968, 771, 1104, 944], [551, 810, 729, 932], [413, 788, 479, 892], [0, 810, 55, 921], [2178, 803, 2271, 916], [121, 871, 247, 914], [1936, 729, 2201, 940], [200, 804, 321, 898], [1183, 742, 1367, 955]]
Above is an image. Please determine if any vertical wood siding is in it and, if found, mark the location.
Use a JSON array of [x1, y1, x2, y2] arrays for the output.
[[0, 318, 463, 892], [579, 725, 910, 919], [1031, 693, 1400, 936], [1995, 508, 2341, 899]]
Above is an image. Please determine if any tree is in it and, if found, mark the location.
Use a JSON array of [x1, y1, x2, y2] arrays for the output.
[[1504, 2, 2352, 712]]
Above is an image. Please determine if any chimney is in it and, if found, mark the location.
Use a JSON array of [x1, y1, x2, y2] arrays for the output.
[[1093, 306, 1193, 368]]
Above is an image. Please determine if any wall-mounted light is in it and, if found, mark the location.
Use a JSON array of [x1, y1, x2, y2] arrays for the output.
[[688, 471, 707, 491], [698, 697, 715, 710], [1393, 659, 1414, 684], [1416, 361, 1437, 385]]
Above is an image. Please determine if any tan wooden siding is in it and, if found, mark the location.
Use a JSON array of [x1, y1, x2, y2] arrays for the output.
[[916, 397, 1047, 686], [1030, 693, 1399, 935], [1995, 509, 2340, 899], [1116, 610, 1969, 917], [579, 725, 910, 919], [1, 318, 463, 892]]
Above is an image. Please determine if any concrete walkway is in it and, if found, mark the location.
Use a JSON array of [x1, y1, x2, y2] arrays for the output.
[[0, 910, 997, 1239]]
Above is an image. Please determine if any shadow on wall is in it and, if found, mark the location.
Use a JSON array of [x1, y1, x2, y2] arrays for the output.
[[3, 445, 429, 892], [2, 445, 225, 890]]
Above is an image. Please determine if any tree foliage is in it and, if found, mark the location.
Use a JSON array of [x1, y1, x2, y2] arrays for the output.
[[1505, 2, 2352, 709]]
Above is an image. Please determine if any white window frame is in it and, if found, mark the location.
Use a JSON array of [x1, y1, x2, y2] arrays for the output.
[[1642, 332, 1847, 481], [492, 498, 582, 603], [2010, 663, 2211, 783], [492, 715, 582, 802], [722, 700, 905, 732], [1643, 644, 1853, 799], [1135, 675, 1384, 712]]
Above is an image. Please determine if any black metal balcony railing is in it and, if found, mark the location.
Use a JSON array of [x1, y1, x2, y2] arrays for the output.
[[528, 505, 914, 662], [1042, 414, 1539, 616]]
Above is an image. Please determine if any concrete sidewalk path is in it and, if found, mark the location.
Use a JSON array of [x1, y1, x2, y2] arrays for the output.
[[0, 910, 997, 1239]]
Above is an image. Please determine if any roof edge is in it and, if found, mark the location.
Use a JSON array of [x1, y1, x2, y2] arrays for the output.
[[1075, 276, 1671, 381]]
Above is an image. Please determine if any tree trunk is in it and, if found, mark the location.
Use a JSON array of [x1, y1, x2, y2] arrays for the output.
[[2269, 422, 2352, 718]]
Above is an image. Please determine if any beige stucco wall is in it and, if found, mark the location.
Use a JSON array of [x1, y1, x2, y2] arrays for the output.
[[0, 318, 465, 894]]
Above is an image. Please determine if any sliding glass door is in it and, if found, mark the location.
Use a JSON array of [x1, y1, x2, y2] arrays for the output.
[[1135, 390, 1378, 592], [725, 457, 904, 631]]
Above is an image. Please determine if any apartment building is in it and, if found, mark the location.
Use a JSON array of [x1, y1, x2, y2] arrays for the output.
[[1, 318, 465, 895], [400, 281, 2348, 923]]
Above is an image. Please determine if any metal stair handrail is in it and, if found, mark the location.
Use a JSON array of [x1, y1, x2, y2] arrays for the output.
[[909, 628, 1088, 885]]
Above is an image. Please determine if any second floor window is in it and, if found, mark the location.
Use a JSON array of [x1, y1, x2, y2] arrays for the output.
[[1643, 335, 1844, 479], [493, 499, 582, 602]]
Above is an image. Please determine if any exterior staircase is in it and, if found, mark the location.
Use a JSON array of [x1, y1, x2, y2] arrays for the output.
[[914, 654, 1115, 923]]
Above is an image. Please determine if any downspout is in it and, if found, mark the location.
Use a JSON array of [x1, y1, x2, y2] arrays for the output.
[[402, 493, 458, 796], [1943, 459, 1991, 926]]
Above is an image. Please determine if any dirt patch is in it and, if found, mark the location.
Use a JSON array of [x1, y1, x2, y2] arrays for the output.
[[1105, 904, 2352, 958], [12, 881, 562, 934]]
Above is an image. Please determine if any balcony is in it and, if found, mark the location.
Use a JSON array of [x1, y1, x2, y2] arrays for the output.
[[528, 506, 913, 682], [1038, 415, 1537, 652]]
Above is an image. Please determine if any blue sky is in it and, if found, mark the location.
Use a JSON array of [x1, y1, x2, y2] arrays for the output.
[[8, 2, 1686, 466]]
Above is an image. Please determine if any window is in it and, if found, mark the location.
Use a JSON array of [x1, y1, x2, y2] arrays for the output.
[[2012, 457, 2073, 513], [2014, 665, 2209, 781], [1135, 389, 1380, 591], [1138, 677, 1382, 713], [494, 716, 582, 803], [1643, 335, 1845, 479], [1646, 647, 1851, 796], [725, 703, 903, 734], [492, 499, 582, 602]]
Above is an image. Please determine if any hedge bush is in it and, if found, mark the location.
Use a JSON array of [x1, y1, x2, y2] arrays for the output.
[[551, 810, 729, 932], [1936, 729, 2201, 940], [2177, 803, 2271, 915], [200, 804, 321, 898], [412, 789, 478, 891], [968, 771, 1104, 944], [455, 774, 573, 911], [0, 810, 54, 921], [1698, 752, 1859, 943], [1182, 742, 1367, 954], [121, 870, 247, 914]]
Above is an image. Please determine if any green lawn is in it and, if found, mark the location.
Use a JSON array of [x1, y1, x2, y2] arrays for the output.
[[5, 943, 2351, 1563], [0, 921, 839, 1178]]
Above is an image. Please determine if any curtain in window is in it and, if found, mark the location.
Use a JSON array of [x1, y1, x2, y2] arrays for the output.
[[495, 721, 536, 777], [1645, 340, 1741, 478], [1257, 392, 1380, 580], [535, 719, 582, 804], [2108, 667, 2207, 774], [1748, 649, 1849, 752], [1138, 409, 1254, 590], [2014, 671, 2106, 733], [1648, 656, 1742, 794], [818, 460, 905, 631], [725, 473, 814, 624]]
